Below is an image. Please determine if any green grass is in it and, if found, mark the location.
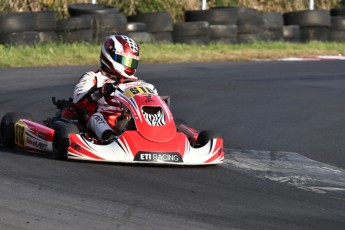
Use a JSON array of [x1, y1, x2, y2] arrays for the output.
[[1, 41, 345, 67]]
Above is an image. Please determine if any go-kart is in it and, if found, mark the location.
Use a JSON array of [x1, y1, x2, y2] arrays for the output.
[[0, 81, 224, 165]]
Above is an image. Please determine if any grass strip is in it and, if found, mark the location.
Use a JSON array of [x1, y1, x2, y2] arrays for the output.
[[0, 41, 345, 67]]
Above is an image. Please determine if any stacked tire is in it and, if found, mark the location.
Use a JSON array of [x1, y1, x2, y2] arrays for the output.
[[91, 13, 127, 44], [56, 16, 93, 43], [67, 3, 127, 44], [173, 21, 210, 44], [185, 8, 238, 44], [33, 11, 57, 43], [262, 13, 284, 41], [126, 22, 153, 43], [0, 12, 38, 45], [237, 7, 265, 43], [283, 25, 301, 42], [128, 12, 174, 43], [284, 10, 331, 42], [329, 8, 345, 42]]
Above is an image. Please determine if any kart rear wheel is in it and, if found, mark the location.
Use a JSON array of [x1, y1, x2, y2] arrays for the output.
[[53, 122, 79, 160], [0, 112, 33, 148], [196, 130, 222, 147]]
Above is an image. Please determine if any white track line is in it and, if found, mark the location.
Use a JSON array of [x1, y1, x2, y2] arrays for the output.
[[278, 55, 345, 61], [222, 148, 345, 196]]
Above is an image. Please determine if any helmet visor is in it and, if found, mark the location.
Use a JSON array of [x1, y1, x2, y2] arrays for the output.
[[113, 53, 139, 69]]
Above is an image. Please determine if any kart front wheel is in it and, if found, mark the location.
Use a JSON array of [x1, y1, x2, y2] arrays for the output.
[[53, 122, 79, 160], [0, 112, 33, 148], [196, 130, 222, 147]]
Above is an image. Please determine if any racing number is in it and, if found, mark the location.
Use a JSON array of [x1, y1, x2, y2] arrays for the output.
[[15, 124, 25, 146], [129, 86, 154, 95]]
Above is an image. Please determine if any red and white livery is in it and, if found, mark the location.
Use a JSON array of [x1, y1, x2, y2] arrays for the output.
[[1, 82, 224, 165]]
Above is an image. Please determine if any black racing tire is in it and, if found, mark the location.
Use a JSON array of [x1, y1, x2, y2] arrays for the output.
[[127, 22, 147, 32], [127, 12, 173, 32], [173, 21, 209, 37], [1, 112, 33, 148], [33, 11, 57, 31], [57, 29, 93, 43], [56, 16, 92, 32], [185, 8, 238, 25], [0, 12, 34, 35], [237, 8, 264, 34], [152, 32, 173, 43], [53, 122, 79, 160], [300, 26, 329, 42], [68, 3, 119, 16], [283, 25, 301, 42], [125, 32, 153, 43], [283, 10, 331, 27], [91, 13, 127, 32], [331, 16, 345, 30], [209, 24, 237, 39], [329, 30, 345, 42], [237, 20, 265, 34], [196, 130, 222, 148], [0, 31, 39, 45], [262, 13, 284, 30], [237, 7, 261, 22], [331, 8, 345, 16]]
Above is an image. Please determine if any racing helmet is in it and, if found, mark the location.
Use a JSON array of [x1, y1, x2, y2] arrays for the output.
[[100, 35, 139, 80]]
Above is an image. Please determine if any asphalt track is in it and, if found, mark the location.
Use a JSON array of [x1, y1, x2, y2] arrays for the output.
[[0, 61, 345, 229]]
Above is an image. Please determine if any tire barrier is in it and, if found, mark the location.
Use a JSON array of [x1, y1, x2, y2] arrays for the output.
[[300, 26, 330, 42], [126, 22, 153, 43], [68, 3, 126, 44], [329, 17, 345, 42], [262, 13, 284, 41], [1, 6, 345, 45], [127, 22, 147, 32], [0, 12, 36, 45], [91, 13, 127, 44], [284, 10, 331, 42], [0, 11, 56, 44], [329, 8, 345, 42], [173, 21, 210, 44], [209, 25, 237, 43], [38, 31, 57, 43], [0, 31, 39, 45], [56, 16, 93, 43], [283, 25, 301, 43], [185, 7, 237, 43], [0, 12, 34, 35], [128, 12, 173, 43], [237, 7, 265, 43], [330, 7, 345, 16], [68, 3, 119, 16], [33, 11, 57, 43], [185, 7, 237, 25]]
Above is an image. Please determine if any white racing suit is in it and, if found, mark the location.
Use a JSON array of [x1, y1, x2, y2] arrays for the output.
[[73, 70, 133, 140]]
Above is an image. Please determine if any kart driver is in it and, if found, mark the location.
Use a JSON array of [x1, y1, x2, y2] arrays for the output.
[[73, 35, 140, 140]]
